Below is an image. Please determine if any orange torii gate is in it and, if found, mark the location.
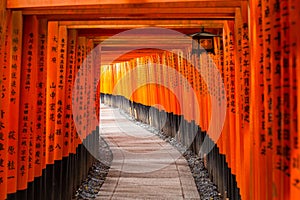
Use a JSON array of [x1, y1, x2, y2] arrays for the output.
[[0, 0, 299, 199]]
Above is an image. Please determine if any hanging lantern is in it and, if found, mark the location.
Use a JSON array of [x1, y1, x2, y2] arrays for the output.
[[190, 27, 220, 55]]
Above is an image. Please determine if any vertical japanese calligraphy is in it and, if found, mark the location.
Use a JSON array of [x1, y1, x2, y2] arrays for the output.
[[249, 0, 300, 199], [0, 4, 9, 199], [46, 21, 58, 165], [8, 11, 22, 194], [74, 37, 86, 145], [54, 25, 67, 161], [280, 1, 291, 199], [290, 0, 300, 198], [262, 0, 274, 199], [17, 15, 37, 191], [0, 1, 299, 199], [65, 29, 77, 156], [36, 18, 47, 175]]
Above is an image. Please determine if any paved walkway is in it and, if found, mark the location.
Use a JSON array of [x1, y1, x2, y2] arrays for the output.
[[96, 104, 199, 199]]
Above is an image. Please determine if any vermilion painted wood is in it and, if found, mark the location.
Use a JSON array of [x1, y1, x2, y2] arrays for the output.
[[249, 1, 262, 199], [36, 18, 47, 176], [18, 15, 38, 189], [290, 0, 300, 198], [7, 0, 245, 9], [8, 11, 22, 193], [46, 21, 59, 165], [54, 25, 67, 161], [261, 0, 273, 199], [65, 29, 77, 155], [271, 0, 284, 199], [240, 3, 250, 200], [280, 1, 292, 199], [0, 4, 9, 200]]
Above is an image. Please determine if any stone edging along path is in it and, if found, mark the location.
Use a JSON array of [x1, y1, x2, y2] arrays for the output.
[[76, 104, 221, 200]]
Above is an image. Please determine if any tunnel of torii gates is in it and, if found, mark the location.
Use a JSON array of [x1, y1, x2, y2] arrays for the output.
[[0, 0, 300, 199]]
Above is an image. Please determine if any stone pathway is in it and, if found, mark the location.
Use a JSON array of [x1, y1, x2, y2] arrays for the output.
[[96, 104, 199, 199]]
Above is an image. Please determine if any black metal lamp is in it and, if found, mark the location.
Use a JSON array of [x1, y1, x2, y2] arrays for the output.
[[190, 27, 220, 55]]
